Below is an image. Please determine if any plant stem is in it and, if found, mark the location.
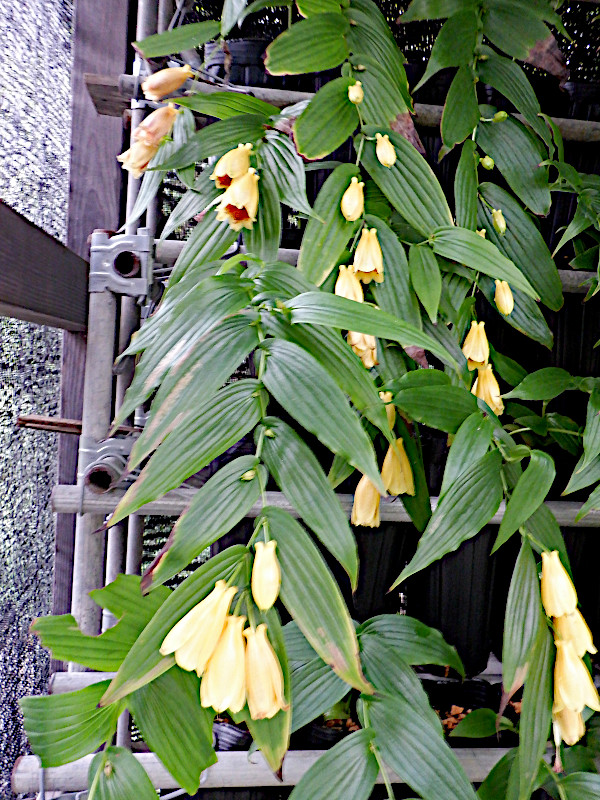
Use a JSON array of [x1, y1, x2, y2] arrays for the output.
[[355, 133, 365, 166], [362, 705, 396, 800], [87, 748, 109, 800]]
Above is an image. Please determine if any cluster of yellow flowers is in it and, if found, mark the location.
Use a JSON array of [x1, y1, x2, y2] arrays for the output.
[[462, 321, 505, 416], [351, 391, 415, 528], [540, 550, 600, 748], [160, 541, 288, 720], [211, 144, 260, 231]]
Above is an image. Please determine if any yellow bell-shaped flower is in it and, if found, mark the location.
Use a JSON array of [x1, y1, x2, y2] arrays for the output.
[[494, 280, 514, 316], [216, 168, 260, 231], [335, 265, 364, 303], [251, 540, 281, 611], [160, 580, 237, 675], [200, 615, 247, 713], [351, 474, 381, 528], [379, 391, 395, 430], [353, 228, 384, 284], [382, 439, 415, 497], [210, 143, 253, 189], [472, 363, 504, 416], [134, 104, 179, 147], [553, 639, 600, 714], [141, 65, 194, 101], [340, 176, 365, 222], [117, 140, 159, 179], [348, 81, 363, 104], [462, 321, 489, 370], [375, 133, 396, 168], [347, 330, 378, 368], [540, 550, 578, 618], [244, 624, 289, 720], [492, 208, 507, 235], [555, 609, 597, 658], [553, 707, 586, 747]]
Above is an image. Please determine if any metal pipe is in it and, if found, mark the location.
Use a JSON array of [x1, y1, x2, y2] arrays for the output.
[[102, 522, 126, 630]]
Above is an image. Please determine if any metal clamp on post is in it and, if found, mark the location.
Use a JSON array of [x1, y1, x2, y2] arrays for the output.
[[89, 228, 153, 297], [79, 435, 140, 494]]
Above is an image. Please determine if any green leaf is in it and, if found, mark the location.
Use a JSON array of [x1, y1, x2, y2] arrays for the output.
[[294, 77, 359, 159], [547, 414, 583, 455], [493, 451, 555, 553], [367, 215, 422, 329], [518, 619, 553, 800], [290, 658, 348, 732], [359, 125, 454, 236], [393, 385, 478, 434], [31, 575, 170, 671], [159, 115, 267, 170], [297, 163, 361, 285], [261, 131, 314, 217], [490, 347, 527, 387], [328, 452, 356, 488], [450, 708, 513, 738], [504, 368, 574, 401], [261, 338, 384, 492], [558, 773, 600, 799], [482, 7, 549, 61], [409, 245, 442, 323], [288, 729, 378, 800], [455, 139, 478, 230], [396, 416, 432, 532], [240, 0, 292, 20], [502, 540, 543, 695], [264, 14, 350, 75], [430, 226, 539, 299], [141, 457, 263, 591], [110, 380, 263, 523], [581, 388, 600, 472], [563, 453, 600, 496], [135, 21, 220, 57], [101, 546, 246, 705], [478, 183, 562, 311], [287, 291, 459, 368], [393, 450, 503, 586], [476, 118, 550, 216], [440, 412, 493, 496], [575, 482, 600, 522], [20, 682, 122, 768], [400, 0, 476, 22], [357, 614, 464, 676], [349, 61, 412, 132], [88, 746, 158, 800], [441, 66, 480, 150], [297, 0, 342, 15], [222, 0, 247, 34], [160, 183, 219, 242], [129, 669, 216, 794], [169, 208, 239, 284], [262, 505, 372, 693], [477, 749, 517, 800], [174, 91, 279, 119], [414, 10, 478, 91], [260, 416, 359, 586], [284, 620, 320, 663], [244, 166, 281, 262], [522, 503, 569, 564]]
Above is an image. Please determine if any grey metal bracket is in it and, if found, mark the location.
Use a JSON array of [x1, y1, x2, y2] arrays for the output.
[[89, 228, 153, 297], [78, 435, 139, 492]]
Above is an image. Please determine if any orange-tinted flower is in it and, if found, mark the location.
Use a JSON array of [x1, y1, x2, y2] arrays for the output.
[[462, 321, 489, 370], [351, 474, 380, 527], [141, 65, 194, 101], [353, 228, 383, 284], [117, 140, 159, 179], [472, 363, 504, 416], [216, 168, 260, 231], [133, 104, 179, 147], [382, 439, 415, 496], [210, 143, 253, 189]]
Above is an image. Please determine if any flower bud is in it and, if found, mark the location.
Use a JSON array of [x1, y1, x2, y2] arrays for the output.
[[555, 609, 597, 658], [494, 280, 514, 315], [340, 176, 365, 221], [353, 228, 383, 284], [553, 638, 600, 714], [210, 143, 253, 189], [553, 707, 585, 747], [472, 363, 504, 416], [216, 168, 260, 231], [335, 265, 364, 303], [382, 439, 415, 496], [133, 104, 179, 147], [201, 615, 246, 713], [462, 320, 489, 371], [244, 624, 289, 720], [476, 228, 487, 238], [492, 208, 507, 235], [541, 551, 577, 618], [240, 469, 256, 481], [493, 111, 508, 122], [348, 81, 364, 104], [479, 155, 495, 170], [351, 474, 380, 527], [375, 133, 396, 168], [141, 65, 194, 101], [116, 139, 159, 179], [251, 540, 281, 611], [347, 330, 378, 368], [379, 391, 395, 429]]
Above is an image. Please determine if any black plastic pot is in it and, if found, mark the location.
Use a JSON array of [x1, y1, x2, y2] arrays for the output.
[[213, 720, 253, 751]]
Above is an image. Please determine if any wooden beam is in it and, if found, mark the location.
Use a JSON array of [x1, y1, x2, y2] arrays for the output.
[[0, 203, 87, 331]]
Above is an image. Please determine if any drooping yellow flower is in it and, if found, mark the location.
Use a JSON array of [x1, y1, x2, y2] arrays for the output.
[[472, 363, 504, 416], [335, 265, 364, 303], [340, 176, 365, 222], [133, 104, 179, 148], [492, 208, 507, 235], [353, 228, 383, 284], [462, 321, 489, 370], [160, 580, 237, 675], [348, 81, 363, 104], [141, 65, 194, 101], [494, 280, 514, 316], [347, 330, 378, 368], [553, 707, 586, 747], [351, 474, 381, 527], [200, 615, 246, 713], [251, 540, 281, 611], [553, 639, 600, 714], [375, 133, 396, 168], [244, 624, 289, 720], [382, 439, 415, 496], [117, 139, 159, 179], [555, 609, 597, 658], [216, 168, 260, 231], [540, 551, 578, 618], [210, 143, 254, 189], [379, 391, 395, 430]]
